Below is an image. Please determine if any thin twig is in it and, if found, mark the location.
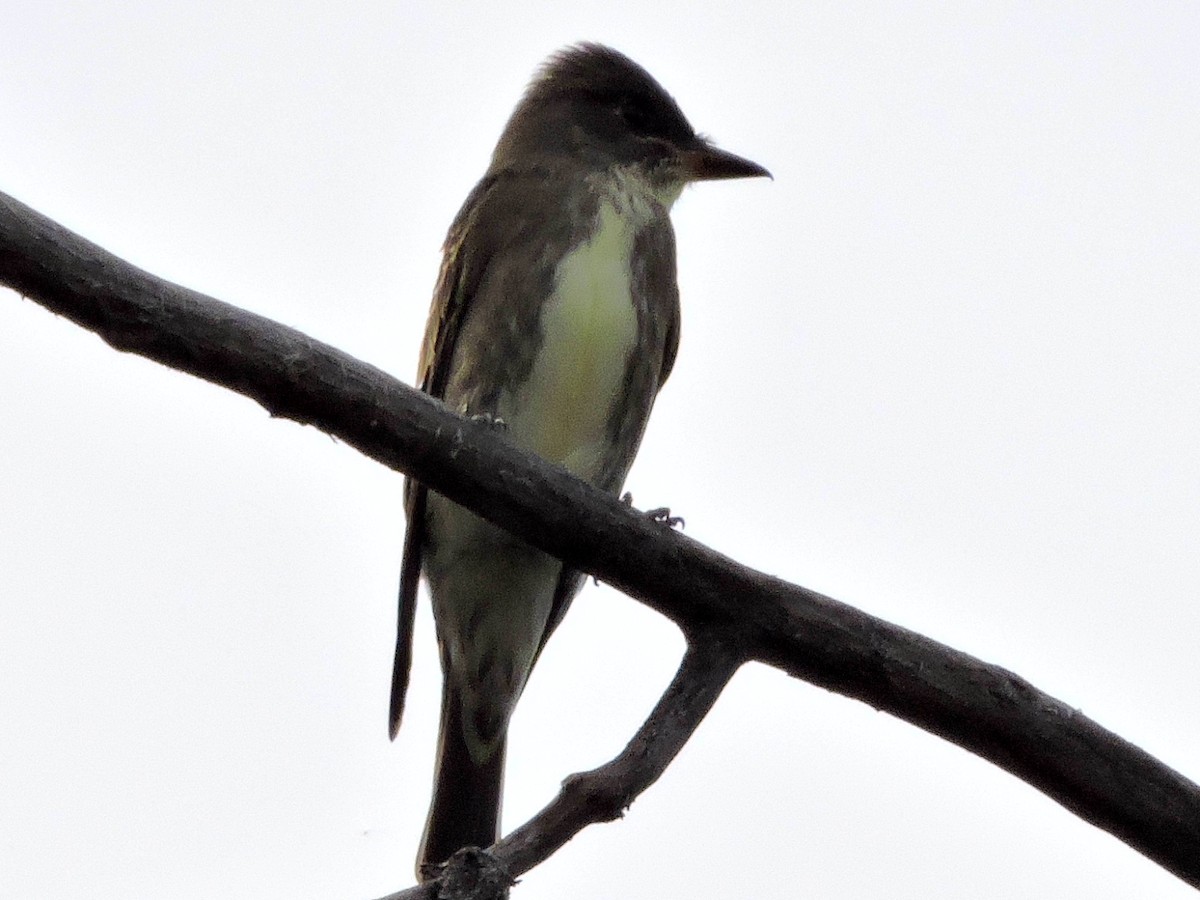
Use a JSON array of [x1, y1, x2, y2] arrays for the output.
[[373, 633, 744, 900], [498, 630, 744, 875]]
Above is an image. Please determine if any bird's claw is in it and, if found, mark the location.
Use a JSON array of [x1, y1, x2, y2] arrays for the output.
[[621, 492, 684, 529], [470, 412, 507, 431], [645, 506, 685, 530]]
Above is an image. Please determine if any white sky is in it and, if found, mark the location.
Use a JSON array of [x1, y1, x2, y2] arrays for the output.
[[2, 3, 1199, 899]]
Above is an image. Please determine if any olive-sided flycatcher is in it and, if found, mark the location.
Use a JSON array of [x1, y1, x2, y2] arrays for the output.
[[388, 43, 769, 877]]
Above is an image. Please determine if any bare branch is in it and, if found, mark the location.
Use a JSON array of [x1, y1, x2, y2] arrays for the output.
[[373, 633, 743, 900], [3, 190, 1199, 888], [497, 630, 743, 875], [375, 847, 511, 900]]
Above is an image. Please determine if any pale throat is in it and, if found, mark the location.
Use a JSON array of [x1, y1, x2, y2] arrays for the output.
[[498, 168, 679, 482]]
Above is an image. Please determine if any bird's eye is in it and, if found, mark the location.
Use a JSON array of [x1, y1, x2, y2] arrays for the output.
[[616, 100, 652, 133]]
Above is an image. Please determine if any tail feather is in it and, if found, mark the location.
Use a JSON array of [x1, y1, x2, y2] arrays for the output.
[[416, 680, 506, 880]]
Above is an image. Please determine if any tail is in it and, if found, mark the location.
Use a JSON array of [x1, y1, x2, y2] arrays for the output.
[[416, 679, 506, 880]]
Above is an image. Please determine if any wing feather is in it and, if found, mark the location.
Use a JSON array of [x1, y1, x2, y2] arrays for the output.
[[389, 176, 498, 739]]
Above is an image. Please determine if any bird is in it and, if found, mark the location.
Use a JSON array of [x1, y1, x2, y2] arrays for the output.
[[388, 42, 769, 878]]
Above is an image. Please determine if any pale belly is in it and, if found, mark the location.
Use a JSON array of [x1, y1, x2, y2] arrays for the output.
[[498, 200, 639, 483], [422, 198, 654, 755], [424, 202, 641, 753]]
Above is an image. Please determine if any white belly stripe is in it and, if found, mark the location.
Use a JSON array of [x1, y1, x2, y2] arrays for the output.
[[499, 199, 639, 480]]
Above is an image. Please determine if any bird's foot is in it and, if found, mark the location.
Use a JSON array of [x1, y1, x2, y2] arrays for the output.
[[621, 493, 685, 530], [470, 412, 508, 431], [645, 506, 685, 530]]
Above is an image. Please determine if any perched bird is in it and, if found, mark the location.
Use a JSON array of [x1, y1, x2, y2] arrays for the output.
[[389, 42, 769, 877]]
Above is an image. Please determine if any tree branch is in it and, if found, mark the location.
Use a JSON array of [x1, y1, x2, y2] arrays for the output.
[[3, 189, 1199, 888], [374, 633, 744, 900], [497, 630, 743, 876]]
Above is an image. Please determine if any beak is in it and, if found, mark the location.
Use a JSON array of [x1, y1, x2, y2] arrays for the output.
[[679, 142, 771, 181]]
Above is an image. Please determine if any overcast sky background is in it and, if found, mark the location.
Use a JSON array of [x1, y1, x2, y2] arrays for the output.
[[3, 3, 1199, 899]]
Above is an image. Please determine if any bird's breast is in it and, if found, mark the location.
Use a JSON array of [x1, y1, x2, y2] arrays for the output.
[[499, 199, 640, 482]]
